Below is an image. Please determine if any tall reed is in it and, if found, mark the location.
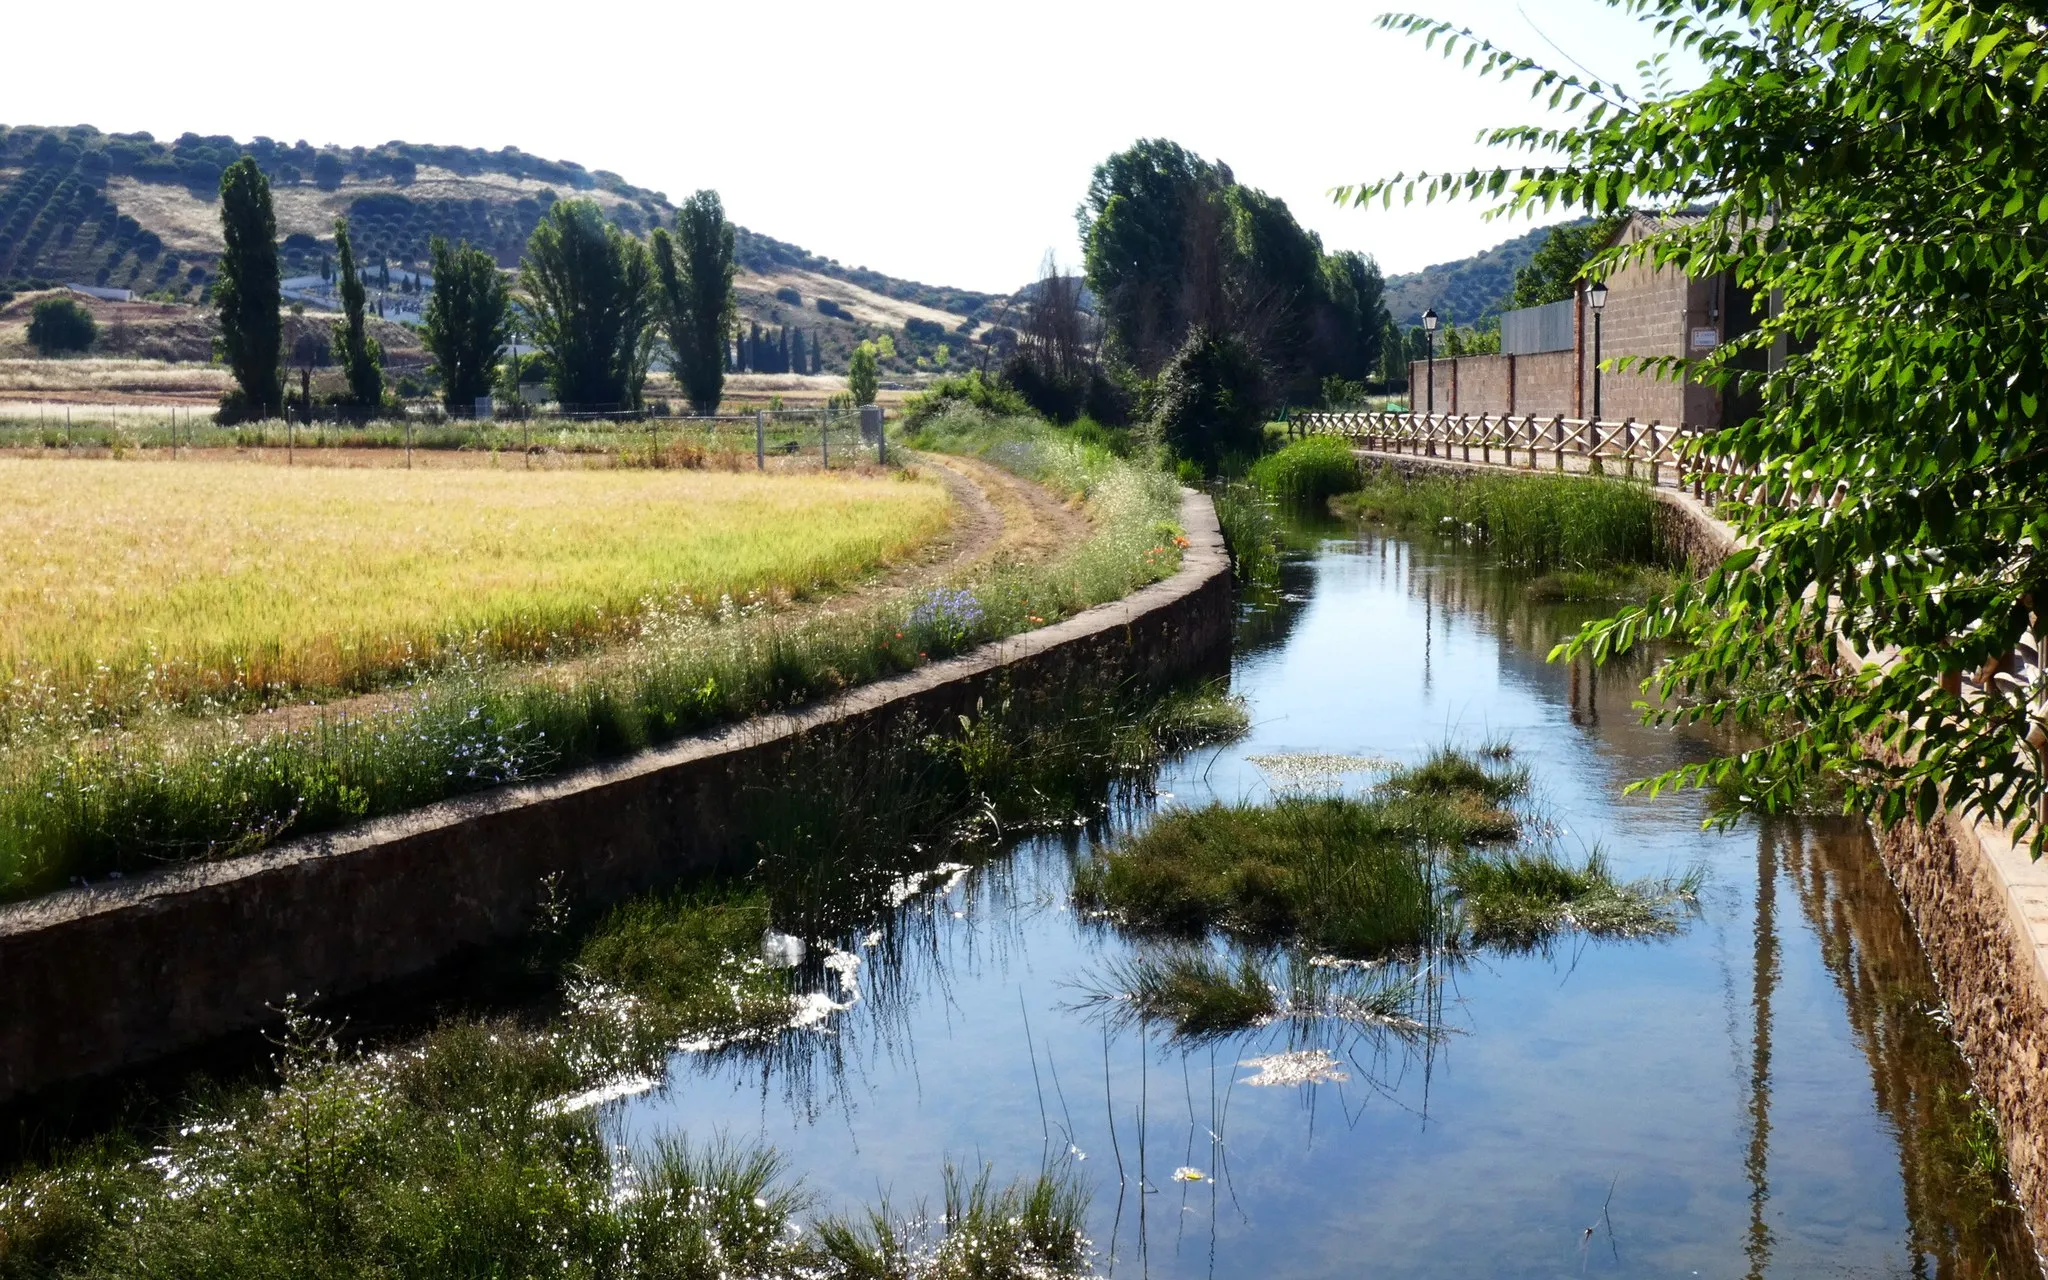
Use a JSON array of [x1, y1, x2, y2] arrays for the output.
[[1335, 466, 1662, 569]]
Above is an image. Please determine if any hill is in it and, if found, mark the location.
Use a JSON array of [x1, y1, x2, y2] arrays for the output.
[[0, 124, 1002, 374], [1381, 219, 1590, 329]]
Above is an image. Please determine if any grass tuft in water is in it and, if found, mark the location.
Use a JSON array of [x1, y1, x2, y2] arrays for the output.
[[1334, 467, 1661, 570], [1211, 482, 1281, 589], [1248, 436, 1362, 505], [1088, 951, 1278, 1037], [1448, 847, 1703, 949], [1073, 786, 1481, 956], [815, 1162, 1091, 1280]]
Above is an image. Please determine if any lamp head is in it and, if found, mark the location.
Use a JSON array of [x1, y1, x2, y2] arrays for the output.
[[1422, 308, 1439, 334], [1588, 281, 1609, 311]]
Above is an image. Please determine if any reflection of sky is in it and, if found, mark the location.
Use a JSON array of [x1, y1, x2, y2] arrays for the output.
[[616, 527, 2023, 1278]]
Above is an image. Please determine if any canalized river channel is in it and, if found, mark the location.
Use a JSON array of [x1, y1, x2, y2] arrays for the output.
[[616, 512, 2041, 1278]]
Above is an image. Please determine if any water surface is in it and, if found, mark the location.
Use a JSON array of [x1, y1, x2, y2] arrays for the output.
[[620, 520, 2036, 1277]]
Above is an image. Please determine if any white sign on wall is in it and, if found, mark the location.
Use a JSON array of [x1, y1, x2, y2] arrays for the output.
[[1690, 327, 1721, 350]]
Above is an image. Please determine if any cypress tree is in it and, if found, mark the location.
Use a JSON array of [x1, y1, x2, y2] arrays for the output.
[[809, 331, 821, 374], [214, 157, 283, 421], [332, 217, 384, 408], [779, 326, 791, 373]]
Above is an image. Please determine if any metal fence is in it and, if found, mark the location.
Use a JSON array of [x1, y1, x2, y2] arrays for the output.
[[0, 403, 891, 470], [1500, 299, 1575, 355]]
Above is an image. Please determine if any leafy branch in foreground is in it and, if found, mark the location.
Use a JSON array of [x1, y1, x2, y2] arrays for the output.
[[1354, 1, 2048, 851]]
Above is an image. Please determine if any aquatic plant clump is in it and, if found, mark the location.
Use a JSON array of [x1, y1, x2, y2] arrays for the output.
[[1334, 466, 1662, 571], [1248, 434, 1362, 505], [1449, 848, 1703, 949]]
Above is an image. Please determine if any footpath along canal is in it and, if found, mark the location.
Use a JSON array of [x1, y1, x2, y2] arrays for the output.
[[606, 508, 2038, 1278]]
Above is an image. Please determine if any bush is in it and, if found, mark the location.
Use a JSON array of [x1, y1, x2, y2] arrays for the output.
[[814, 298, 851, 320], [25, 296, 95, 354], [903, 316, 946, 342], [900, 370, 1030, 428], [774, 285, 801, 305], [1152, 327, 1268, 472], [1249, 435, 1361, 504]]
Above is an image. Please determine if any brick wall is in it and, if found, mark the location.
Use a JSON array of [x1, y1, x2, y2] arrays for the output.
[[1401, 216, 1735, 428], [1406, 350, 1578, 420]]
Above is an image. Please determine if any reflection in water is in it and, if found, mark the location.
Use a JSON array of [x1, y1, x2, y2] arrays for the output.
[[1748, 826, 1778, 1280], [613, 517, 2036, 1279]]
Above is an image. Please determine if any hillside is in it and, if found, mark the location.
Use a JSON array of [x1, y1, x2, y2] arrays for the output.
[[0, 124, 1002, 374], [1382, 219, 1589, 329]]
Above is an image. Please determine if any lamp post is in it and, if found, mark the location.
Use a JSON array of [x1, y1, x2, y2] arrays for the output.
[[1588, 281, 1608, 420], [1422, 308, 1439, 414]]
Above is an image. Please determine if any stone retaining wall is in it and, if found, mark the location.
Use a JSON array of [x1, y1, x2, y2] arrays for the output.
[[0, 492, 1233, 1104]]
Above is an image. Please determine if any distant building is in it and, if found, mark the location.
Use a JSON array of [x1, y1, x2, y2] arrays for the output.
[[1407, 213, 1762, 429], [66, 284, 135, 303]]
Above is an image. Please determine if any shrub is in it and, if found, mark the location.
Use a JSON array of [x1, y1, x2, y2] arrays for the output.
[[25, 295, 94, 354], [1249, 435, 1361, 504], [774, 285, 801, 305], [814, 297, 851, 320], [900, 370, 1029, 428], [1152, 327, 1268, 471]]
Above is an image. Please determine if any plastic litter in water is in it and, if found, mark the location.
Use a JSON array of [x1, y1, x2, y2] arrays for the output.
[[1172, 1167, 1206, 1183]]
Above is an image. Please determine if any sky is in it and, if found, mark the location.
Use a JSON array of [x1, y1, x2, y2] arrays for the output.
[[3, 0, 1687, 294]]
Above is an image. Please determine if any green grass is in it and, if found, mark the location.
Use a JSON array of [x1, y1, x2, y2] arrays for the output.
[[1210, 482, 1281, 589], [0, 412, 1186, 903], [1525, 564, 1686, 603], [1077, 748, 1700, 967], [1448, 847, 1702, 949], [1333, 467, 1662, 570], [1248, 435, 1362, 504], [0, 664, 1223, 1278], [816, 1164, 1090, 1280], [1089, 950, 1279, 1036]]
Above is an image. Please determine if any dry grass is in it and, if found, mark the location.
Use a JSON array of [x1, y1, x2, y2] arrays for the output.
[[0, 457, 952, 718], [0, 357, 231, 395]]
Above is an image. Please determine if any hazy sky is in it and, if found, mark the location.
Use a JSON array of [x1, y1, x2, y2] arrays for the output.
[[4, 0, 1685, 293]]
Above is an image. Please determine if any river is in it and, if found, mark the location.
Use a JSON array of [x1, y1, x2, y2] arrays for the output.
[[615, 512, 2038, 1278]]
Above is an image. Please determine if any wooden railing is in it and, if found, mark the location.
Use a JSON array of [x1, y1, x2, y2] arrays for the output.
[[1293, 411, 1716, 497]]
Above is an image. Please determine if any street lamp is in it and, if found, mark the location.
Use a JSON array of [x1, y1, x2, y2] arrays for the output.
[[1587, 281, 1609, 420], [1422, 308, 1439, 414]]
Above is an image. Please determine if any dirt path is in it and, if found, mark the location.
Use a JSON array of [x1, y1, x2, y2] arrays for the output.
[[236, 452, 1089, 739]]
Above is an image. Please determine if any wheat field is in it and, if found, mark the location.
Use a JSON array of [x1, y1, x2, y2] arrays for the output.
[[0, 457, 952, 716]]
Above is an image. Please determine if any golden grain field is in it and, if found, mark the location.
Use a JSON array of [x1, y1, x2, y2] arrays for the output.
[[0, 457, 952, 711]]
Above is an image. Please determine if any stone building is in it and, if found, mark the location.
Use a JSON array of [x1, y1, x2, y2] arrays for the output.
[[1407, 213, 1760, 428]]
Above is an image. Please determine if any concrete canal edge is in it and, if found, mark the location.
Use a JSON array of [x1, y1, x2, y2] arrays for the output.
[[1360, 450, 2048, 1242], [0, 490, 1233, 1105]]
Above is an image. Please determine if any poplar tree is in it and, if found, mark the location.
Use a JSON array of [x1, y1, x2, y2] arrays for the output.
[[520, 199, 655, 408], [650, 189, 738, 415], [332, 217, 383, 408], [847, 341, 878, 406], [423, 236, 511, 412], [213, 157, 283, 420]]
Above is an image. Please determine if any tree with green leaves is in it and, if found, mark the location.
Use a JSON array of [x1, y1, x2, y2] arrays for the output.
[[650, 189, 736, 414], [423, 237, 511, 413], [847, 341, 879, 406], [214, 157, 283, 420], [1080, 139, 1231, 372], [519, 199, 656, 409], [1318, 249, 1390, 384], [332, 217, 383, 408], [27, 296, 94, 354], [1152, 326, 1267, 471], [1510, 213, 1630, 309], [1352, 2, 2048, 852]]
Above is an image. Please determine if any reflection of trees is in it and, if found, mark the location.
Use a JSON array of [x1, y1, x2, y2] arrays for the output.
[[1774, 819, 2036, 1275]]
